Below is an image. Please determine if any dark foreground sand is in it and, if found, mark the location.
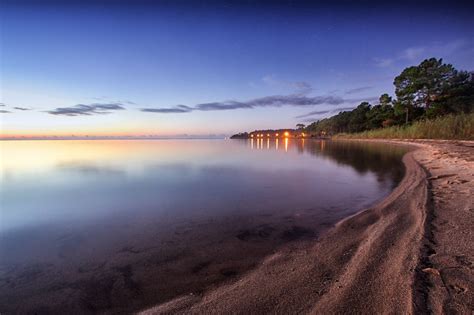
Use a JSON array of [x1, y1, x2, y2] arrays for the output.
[[141, 140, 473, 314]]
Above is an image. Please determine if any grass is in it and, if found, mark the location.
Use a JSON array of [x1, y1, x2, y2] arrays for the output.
[[334, 113, 474, 140]]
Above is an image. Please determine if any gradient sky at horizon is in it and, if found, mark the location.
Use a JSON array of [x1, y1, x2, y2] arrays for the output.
[[1, 0, 473, 137]]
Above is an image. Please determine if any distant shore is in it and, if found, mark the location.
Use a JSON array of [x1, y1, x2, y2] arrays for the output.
[[142, 139, 473, 314]]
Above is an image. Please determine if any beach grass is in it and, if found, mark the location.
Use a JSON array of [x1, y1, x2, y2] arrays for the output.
[[334, 113, 474, 140]]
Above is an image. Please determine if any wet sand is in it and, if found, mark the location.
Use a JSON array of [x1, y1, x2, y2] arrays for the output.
[[142, 140, 473, 314]]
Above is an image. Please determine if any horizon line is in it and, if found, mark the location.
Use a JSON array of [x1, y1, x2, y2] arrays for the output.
[[0, 135, 229, 141]]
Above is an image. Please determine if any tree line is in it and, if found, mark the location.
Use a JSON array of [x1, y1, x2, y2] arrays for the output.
[[305, 58, 474, 135]]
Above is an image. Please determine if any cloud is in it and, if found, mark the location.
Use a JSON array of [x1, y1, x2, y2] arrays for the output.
[[262, 74, 278, 86], [195, 101, 253, 111], [0, 110, 11, 113], [262, 75, 313, 94], [295, 110, 331, 118], [243, 94, 344, 107], [47, 103, 126, 116], [295, 106, 357, 119], [374, 57, 395, 67], [438, 39, 469, 55], [375, 39, 470, 68], [91, 97, 135, 105], [293, 81, 312, 91], [141, 105, 193, 113], [0, 104, 33, 111], [345, 86, 373, 94], [401, 47, 425, 60], [333, 106, 358, 112], [141, 94, 347, 114]]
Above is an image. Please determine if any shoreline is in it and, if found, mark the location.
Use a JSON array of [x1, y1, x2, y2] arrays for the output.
[[142, 139, 473, 314]]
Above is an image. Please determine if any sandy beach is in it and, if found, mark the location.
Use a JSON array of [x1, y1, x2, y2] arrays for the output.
[[142, 140, 473, 314]]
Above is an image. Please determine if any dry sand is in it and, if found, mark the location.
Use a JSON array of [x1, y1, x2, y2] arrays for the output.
[[141, 140, 473, 314], [412, 140, 474, 314]]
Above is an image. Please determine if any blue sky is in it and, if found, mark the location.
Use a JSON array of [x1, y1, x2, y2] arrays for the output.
[[1, 1, 473, 137]]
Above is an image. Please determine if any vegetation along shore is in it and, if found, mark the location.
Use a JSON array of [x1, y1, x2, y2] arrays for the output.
[[231, 58, 474, 140]]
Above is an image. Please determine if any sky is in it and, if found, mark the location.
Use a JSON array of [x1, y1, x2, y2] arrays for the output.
[[1, 0, 473, 138]]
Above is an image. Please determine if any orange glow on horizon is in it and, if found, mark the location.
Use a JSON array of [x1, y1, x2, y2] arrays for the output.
[[0, 122, 227, 139], [0, 129, 218, 139]]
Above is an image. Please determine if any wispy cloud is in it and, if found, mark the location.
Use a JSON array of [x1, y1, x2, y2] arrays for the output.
[[140, 94, 347, 114], [374, 39, 470, 68], [293, 81, 313, 93], [90, 97, 135, 105], [295, 106, 356, 119], [47, 103, 126, 116], [262, 75, 313, 94], [345, 86, 373, 94], [295, 110, 331, 118], [334, 106, 359, 112], [400, 47, 425, 60], [195, 101, 253, 111], [141, 105, 193, 113], [0, 110, 11, 113], [0, 103, 32, 111], [374, 58, 395, 67]]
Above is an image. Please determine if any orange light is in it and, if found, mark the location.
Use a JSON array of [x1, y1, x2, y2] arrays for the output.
[[250, 134, 254, 138], [301, 132, 305, 137], [267, 133, 270, 137], [275, 133, 279, 137], [260, 134, 263, 137], [284, 131, 290, 137]]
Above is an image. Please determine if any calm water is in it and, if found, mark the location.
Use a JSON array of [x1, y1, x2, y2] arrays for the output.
[[0, 139, 408, 313]]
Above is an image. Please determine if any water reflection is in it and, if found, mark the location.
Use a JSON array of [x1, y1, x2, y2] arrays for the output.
[[248, 139, 406, 186], [1, 139, 407, 233], [0, 139, 409, 314]]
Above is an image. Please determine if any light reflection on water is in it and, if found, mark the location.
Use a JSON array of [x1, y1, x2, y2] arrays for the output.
[[0, 139, 408, 313]]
